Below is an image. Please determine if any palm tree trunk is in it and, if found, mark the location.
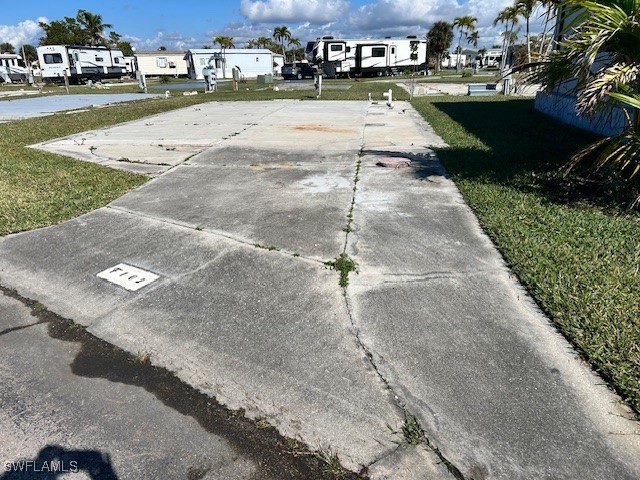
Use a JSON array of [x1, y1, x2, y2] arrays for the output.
[[538, 6, 551, 58], [526, 18, 531, 64]]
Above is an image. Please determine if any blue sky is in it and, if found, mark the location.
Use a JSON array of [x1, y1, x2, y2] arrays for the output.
[[1, 0, 545, 51]]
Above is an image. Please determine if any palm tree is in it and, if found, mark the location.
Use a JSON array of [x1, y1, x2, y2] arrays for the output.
[[467, 31, 479, 48], [287, 37, 301, 62], [453, 15, 477, 72], [273, 25, 292, 59], [515, 0, 538, 64], [76, 10, 112, 46], [426, 21, 454, 73], [213, 35, 234, 78], [537, 0, 558, 59], [530, 0, 640, 205], [494, 5, 520, 71], [0, 42, 15, 54]]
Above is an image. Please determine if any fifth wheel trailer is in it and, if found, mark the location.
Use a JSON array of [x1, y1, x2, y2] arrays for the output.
[[307, 36, 427, 77], [37, 45, 127, 83]]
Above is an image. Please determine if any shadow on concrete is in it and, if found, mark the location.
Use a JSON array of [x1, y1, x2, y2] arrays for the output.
[[0, 445, 118, 479], [1, 287, 361, 480], [362, 149, 450, 180]]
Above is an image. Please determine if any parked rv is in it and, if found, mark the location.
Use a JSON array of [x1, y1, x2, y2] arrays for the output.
[[36, 45, 127, 83], [307, 36, 427, 77], [0, 53, 28, 83], [441, 53, 469, 69]]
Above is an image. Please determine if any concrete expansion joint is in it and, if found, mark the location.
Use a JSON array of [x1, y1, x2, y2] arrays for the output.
[[105, 206, 324, 265]]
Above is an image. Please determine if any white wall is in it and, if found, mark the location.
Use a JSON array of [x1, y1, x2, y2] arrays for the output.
[[187, 49, 275, 79]]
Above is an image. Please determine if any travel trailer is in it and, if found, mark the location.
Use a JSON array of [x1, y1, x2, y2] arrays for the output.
[[307, 36, 427, 77], [0, 53, 28, 83], [37, 45, 127, 83]]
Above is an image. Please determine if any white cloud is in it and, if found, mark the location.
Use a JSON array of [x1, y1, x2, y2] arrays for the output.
[[240, 0, 350, 23], [125, 31, 200, 51], [0, 17, 47, 47]]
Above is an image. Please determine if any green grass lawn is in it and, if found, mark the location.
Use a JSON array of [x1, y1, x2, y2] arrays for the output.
[[412, 96, 640, 413]]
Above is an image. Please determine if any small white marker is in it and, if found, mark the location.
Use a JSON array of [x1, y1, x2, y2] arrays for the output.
[[97, 263, 159, 291]]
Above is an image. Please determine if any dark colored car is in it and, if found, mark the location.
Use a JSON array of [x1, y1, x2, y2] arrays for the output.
[[281, 62, 316, 80]]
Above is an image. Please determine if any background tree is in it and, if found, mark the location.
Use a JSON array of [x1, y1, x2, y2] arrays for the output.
[[0, 42, 15, 54], [273, 25, 292, 58], [287, 37, 301, 62], [515, 0, 538, 64], [213, 35, 234, 78], [494, 5, 520, 71], [76, 9, 112, 46], [117, 42, 133, 56], [453, 15, 477, 71], [39, 17, 82, 45], [20, 44, 37, 62], [158, 45, 167, 51], [467, 31, 479, 48], [426, 21, 454, 73]]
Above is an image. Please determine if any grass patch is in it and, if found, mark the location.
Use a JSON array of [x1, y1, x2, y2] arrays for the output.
[[412, 95, 640, 412]]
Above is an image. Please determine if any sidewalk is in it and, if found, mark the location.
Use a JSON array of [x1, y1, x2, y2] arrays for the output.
[[1, 100, 638, 479]]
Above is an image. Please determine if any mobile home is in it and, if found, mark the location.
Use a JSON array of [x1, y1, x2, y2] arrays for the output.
[[0, 53, 28, 83], [134, 50, 188, 77], [185, 49, 277, 80], [37, 45, 126, 83], [307, 36, 427, 77]]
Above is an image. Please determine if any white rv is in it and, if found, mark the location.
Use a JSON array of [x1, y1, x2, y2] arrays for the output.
[[37, 45, 127, 83], [0, 53, 28, 83], [307, 36, 427, 77]]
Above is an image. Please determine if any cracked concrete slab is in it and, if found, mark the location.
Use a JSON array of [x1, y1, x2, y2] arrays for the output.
[[347, 150, 640, 479], [1, 99, 639, 479], [109, 159, 355, 260]]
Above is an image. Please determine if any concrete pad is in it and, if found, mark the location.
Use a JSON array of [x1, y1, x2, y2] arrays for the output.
[[363, 102, 447, 152], [221, 101, 367, 153], [109, 160, 354, 260], [31, 102, 288, 176], [0, 93, 161, 121], [2, 100, 639, 479], [348, 150, 640, 479], [0, 208, 405, 472]]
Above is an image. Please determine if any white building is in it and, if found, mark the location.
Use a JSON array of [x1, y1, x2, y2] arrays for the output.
[[184, 49, 277, 80], [134, 51, 188, 77]]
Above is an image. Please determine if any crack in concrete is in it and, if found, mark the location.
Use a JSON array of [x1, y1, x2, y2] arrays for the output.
[[106, 205, 324, 265], [336, 108, 467, 480]]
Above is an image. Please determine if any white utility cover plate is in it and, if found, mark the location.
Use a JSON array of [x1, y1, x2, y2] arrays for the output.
[[97, 263, 159, 291]]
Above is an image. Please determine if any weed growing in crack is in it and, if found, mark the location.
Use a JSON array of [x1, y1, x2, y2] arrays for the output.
[[324, 253, 357, 287], [254, 243, 280, 251], [388, 414, 426, 446], [134, 351, 151, 365], [402, 415, 426, 446], [315, 449, 349, 479]]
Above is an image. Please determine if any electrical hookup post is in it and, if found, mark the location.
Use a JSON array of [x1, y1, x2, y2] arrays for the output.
[[314, 73, 322, 98], [203, 67, 217, 93], [232, 67, 240, 91]]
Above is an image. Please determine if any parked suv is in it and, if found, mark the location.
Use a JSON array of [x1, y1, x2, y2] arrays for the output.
[[281, 62, 316, 80]]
